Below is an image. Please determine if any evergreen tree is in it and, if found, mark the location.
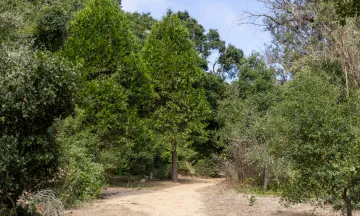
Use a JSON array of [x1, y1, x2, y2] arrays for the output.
[[142, 15, 210, 182], [64, 0, 155, 174]]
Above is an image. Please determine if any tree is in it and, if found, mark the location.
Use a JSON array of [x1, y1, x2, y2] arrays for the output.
[[165, 10, 244, 76], [238, 53, 275, 102], [34, 4, 70, 52], [0, 45, 77, 210], [323, 0, 360, 23], [195, 73, 229, 158], [242, 0, 360, 93], [0, 0, 38, 43], [204, 29, 226, 59], [65, 0, 154, 122], [32, 0, 89, 52], [213, 44, 244, 79], [218, 53, 278, 187], [272, 69, 360, 216], [142, 15, 210, 182], [64, 0, 155, 175], [126, 12, 157, 50]]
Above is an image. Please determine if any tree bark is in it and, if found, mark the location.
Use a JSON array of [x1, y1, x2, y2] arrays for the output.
[[342, 188, 352, 216], [263, 166, 269, 192], [172, 143, 178, 182]]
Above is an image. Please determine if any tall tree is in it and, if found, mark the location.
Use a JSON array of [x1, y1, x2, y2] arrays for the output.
[[242, 0, 360, 92], [64, 0, 155, 174], [142, 15, 210, 182]]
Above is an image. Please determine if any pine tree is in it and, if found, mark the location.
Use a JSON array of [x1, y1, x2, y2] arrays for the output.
[[142, 15, 210, 182]]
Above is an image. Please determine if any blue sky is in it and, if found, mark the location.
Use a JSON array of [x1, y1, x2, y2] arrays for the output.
[[122, 0, 271, 56]]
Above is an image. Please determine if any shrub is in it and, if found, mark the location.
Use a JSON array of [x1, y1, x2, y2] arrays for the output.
[[17, 190, 65, 216], [58, 143, 105, 207], [55, 115, 105, 207], [195, 157, 219, 177], [0, 44, 77, 209]]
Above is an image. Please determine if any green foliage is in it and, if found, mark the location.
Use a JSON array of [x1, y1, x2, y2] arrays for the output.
[[191, 73, 228, 164], [238, 53, 275, 101], [65, 0, 153, 112], [64, 0, 157, 177], [207, 30, 245, 79], [34, 4, 69, 52], [215, 44, 244, 78], [165, 10, 239, 73], [126, 12, 157, 49], [206, 29, 226, 56], [77, 76, 128, 135], [142, 14, 210, 138], [0, 44, 77, 207], [194, 157, 219, 177], [272, 69, 360, 209], [217, 53, 280, 186], [323, 0, 360, 23], [142, 14, 211, 180], [65, 0, 131, 76], [168, 10, 208, 57], [247, 195, 257, 206], [0, 0, 37, 43], [55, 114, 105, 207]]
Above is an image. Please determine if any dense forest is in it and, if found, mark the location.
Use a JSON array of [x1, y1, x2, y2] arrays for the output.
[[1, 0, 360, 215]]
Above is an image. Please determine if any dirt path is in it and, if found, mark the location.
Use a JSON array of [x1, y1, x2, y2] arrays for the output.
[[68, 177, 360, 216], [68, 178, 219, 216], [200, 181, 346, 216]]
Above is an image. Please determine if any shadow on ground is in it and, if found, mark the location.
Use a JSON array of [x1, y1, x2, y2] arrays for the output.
[[102, 176, 207, 199]]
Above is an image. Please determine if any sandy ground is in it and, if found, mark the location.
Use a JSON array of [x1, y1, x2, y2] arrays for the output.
[[67, 177, 359, 216], [200, 181, 352, 216]]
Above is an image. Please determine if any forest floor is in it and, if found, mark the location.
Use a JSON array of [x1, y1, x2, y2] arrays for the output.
[[66, 176, 358, 216]]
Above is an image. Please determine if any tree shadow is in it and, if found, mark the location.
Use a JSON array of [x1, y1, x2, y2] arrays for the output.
[[272, 210, 318, 216], [178, 177, 212, 184], [101, 176, 211, 199]]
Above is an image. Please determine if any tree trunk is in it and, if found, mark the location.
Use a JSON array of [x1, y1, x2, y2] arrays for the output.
[[263, 166, 268, 192], [342, 188, 352, 216], [172, 143, 178, 182]]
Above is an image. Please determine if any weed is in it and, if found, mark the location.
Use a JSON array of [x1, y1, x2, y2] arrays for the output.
[[247, 195, 257, 206]]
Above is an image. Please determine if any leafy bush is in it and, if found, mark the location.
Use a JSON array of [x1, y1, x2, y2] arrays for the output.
[[55, 114, 105, 207], [0, 44, 77, 209], [272, 69, 360, 214], [58, 142, 105, 207], [153, 164, 172, 180], [194, 157, 219, 177]]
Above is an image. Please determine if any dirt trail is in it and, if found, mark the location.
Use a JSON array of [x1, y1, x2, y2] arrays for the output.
[[68, 177, 360, 216], [68, 178, 219, 216]]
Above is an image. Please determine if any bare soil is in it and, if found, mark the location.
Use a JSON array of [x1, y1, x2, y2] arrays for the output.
[[67, 177, 359, 216]]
